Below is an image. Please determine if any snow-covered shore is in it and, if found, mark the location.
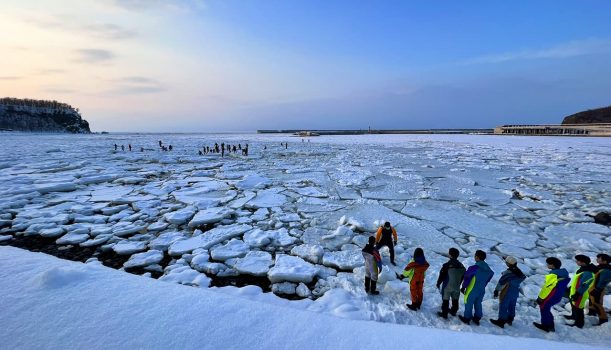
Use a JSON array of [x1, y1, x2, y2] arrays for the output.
[[0, 246, 605, 350]]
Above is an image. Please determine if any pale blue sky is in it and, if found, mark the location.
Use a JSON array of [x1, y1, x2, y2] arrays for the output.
[[1, 0, 610, 131]]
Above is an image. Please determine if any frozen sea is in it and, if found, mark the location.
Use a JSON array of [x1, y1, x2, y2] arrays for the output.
[[0, 132, 610, 346]]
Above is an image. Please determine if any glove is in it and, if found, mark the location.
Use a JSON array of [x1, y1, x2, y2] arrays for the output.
[[436, 284, 441, 290], [569, 293, 581, 303], [460, 288, 466, 294], [536, 298, 543, 306], [493, 290, 499, 298], [590, 288, 601, 299], [393, 240, 397, 246]]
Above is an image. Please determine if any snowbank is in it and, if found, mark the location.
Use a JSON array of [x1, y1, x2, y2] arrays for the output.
[[0, 247, 603, 350]]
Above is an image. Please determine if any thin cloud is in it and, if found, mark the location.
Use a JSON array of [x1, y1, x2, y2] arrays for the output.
[[463, 38, 611, 65], [27, 15, 136, 40], [74, 49, 115, 63], [107, 0, 206, 12], [109, 76, 166, 94], [0, 76, 22, 80], [44, 87, 76, 94], [36, 68, 66, 75]]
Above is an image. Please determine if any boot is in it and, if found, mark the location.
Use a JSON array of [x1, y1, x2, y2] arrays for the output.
[[370, 280, 380, 295], [458, 315, 470, 325], [490, 319, 505, 328], [507, 316, 514, 326], [596, 319, 608, 326], [564, 314, 575, 320], [449, 299, 459, 316], [437, 311, 448, 319], [438, 300, 449, 318], [472, 317, 481, 326], [533, 322, 554, 333], [407, 303, 418, 311], [364, 277, 371, 293]]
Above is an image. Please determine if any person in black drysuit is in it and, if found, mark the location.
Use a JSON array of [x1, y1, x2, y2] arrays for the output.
[[375, 221, 398, 265]]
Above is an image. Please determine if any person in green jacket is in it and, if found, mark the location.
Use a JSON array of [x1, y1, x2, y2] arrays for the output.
[[533, 257, 569, 333], [565, 254, 597, 328], [589, 253, 611, 326]]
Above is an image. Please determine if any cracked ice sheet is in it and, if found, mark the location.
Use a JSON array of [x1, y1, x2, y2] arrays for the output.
[[540, 223, 611, 254], [317, 204, 455, 255], [402, 200, 537, 249]]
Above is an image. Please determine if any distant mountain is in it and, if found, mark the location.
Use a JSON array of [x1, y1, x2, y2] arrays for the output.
[[0, 97, 90, 133], [562, 106, 611, 125]]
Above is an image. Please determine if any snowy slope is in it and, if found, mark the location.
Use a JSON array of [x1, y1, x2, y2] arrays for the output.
[[0, 246, 604, 350]]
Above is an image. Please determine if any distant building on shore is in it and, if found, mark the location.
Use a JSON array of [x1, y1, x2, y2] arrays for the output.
[[494, 105, 611, 136], [494, 123, 611, 136]]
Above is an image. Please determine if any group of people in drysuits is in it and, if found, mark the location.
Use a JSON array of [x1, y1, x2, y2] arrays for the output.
[[362, 222, 610, 332]]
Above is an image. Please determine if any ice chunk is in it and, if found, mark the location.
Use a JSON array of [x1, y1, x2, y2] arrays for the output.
[[320, 226, 354, 250], [112, 240, 147, 255], [290, 244, 324, 264], [34, 182, 77, 194], [243, 228, 297, 248], [39, 227, 66, 238], [235, 174, 271, 190], [159, 266, 210, 287], [163, 207, 196, 225], [296, 283, 312, 298], [124, 250, 164, 268], [188, 207, 235, 227], [56, 232, 89, 245], [272, 282, 297, 295], [168, 224, 251, 256], [247, 189, 287, 209], [322, 250, 363, 270], [268, 254, 320, 284], [231, 251, 273, 276], [80, 234, 112, 247], [210, 239, 250, 261], [149, 231, 186, 251], [111, 222, 146, 237]]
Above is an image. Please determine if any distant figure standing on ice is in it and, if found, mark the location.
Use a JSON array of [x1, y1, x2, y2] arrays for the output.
[[140, 147, 144, 152], [362, 236, 382, 295], [114, 144, 117, 151], [285, 142, 288, 149], [375, 221, 398, 265], [169, 145, 173, 151], [121, 145, 125, 151], [128, 144, 132, 151], [158, 140, 163, 148], [232, 145, 237, 153], [221, 143, 225, 157]]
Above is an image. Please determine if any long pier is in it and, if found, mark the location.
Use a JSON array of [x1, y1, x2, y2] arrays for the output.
[[257, 129, 494, 135]]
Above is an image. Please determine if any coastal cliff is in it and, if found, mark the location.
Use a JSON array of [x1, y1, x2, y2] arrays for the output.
[[562, 106, 611, 124], [0, 98, 90, 133]]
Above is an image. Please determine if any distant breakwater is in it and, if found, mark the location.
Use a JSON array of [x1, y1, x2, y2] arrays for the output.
[[257, 129, 494, 135]]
